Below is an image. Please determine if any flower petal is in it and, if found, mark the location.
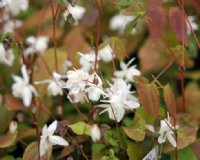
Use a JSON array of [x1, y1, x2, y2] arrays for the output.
[[49, 135, 69, 146], [21, 65, 29, 83], [47, 121, 57, 134], [23, 87, 32, 107], [167, 132, 176, 147]]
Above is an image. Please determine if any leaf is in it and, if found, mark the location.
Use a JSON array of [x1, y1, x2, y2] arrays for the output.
[[123, 115, 146, 141], [163, 84, 177, 119], [184, 82, 200, 119], [138, 38, 170, 72], [147, 0, 167, 40], [68, 122, 91, 136], [23, 142, 51, 160], [127, 142, 145, 160], [99, 37, 126, 60], [23, 142, 39, 160], [169, 7, 188, 45], [124, 127, 145, 142], [63, 27, 92, 66], [0, 105, 14, 134], [191, 140, 200, 159], [0, 131, 17, 148], [135, 76, 160, 118], [170, 146, 197, 160]]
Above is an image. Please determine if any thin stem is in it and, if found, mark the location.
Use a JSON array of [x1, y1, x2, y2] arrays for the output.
[[177, 0, 200, 48], [31, 111, 40, 159]]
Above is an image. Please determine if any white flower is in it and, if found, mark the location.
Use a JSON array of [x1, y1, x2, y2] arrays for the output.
[[78, 51, 96, 72], [0, 43, 14, 66], [9, 121, 18, 133], [63, 4, 85, 24], [40, 121, 68, 156], [114, 58, 141, 82], [91, 124, 101, 142], [24, 36, 49, 55], [3, 19, 22, 32], [5, 0, 29, 16], [99, 45, 114, 63], [147, 114, 178, 147], [109, 14, 135, 34], [85, 73, 105, 102], [97, 79, 140, 122], [12, 65, 38, 107], [64, 69, 89, 103], [35, 72, 66, 96], [187, 16, 198, 35]]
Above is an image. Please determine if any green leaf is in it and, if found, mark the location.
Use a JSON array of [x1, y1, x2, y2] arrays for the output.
[[0, 105, 14, 134], [123, 115, 146, 141], [127, 142, 145, 160], [23, 142, 51, 160], [170, 147, 197, 160], [68, 122, 91, 136]]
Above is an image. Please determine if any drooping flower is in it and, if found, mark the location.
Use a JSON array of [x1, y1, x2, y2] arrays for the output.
[[91, 124, 101, 142], [4, 0, 29, 16], [114, 58, 141, 82], [109, 14, 135, 34], [97, 79, 140, 122], [24, 36, 49, 55], [147, 114, 178, 147], [35, 72, 66, 96], [0, 43, 14, 66], [40, 121, 68, 156], [12, 65, 38, 107], [99, 44, 114, 63], [9, 121, 18, 133], [63, 4, 85, 24]]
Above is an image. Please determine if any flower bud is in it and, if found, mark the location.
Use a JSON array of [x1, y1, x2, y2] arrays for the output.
[[9, 121, 18, 133], [91, 124, 101, 142]]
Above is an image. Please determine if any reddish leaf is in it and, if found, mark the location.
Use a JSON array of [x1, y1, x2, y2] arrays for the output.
[[139, 38, 170, 73], [147, 0, 167, 40], [163, 84, 177, 119], [135, 76, 160, 118], [169, 7, 188, 45]]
